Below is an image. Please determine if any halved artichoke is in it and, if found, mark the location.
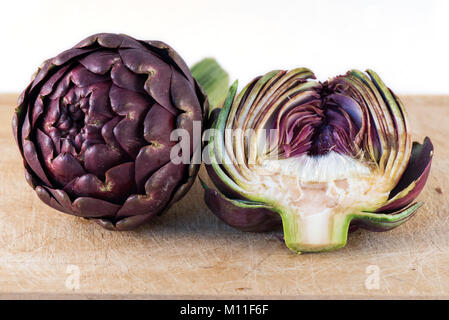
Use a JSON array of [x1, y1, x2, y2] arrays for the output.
[[202, 68, 433, 253]]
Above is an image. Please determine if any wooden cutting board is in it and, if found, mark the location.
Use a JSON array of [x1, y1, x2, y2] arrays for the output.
[[0, 94, 448, 299]]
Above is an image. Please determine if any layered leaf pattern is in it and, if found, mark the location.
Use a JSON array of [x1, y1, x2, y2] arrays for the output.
[[13, 33, 206, 230]]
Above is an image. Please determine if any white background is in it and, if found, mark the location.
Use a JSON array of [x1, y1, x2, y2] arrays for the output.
[[0, 0, 448, 94]]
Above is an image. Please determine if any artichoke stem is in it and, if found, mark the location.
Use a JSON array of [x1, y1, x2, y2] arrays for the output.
[[280, 209, 352, 253], [191, 58, 229, 110]]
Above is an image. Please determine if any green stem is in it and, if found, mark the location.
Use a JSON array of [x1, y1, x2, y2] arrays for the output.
[[281, 209, 352, 253], [191, 58, 229, 111], [280, 202, 422, 253]]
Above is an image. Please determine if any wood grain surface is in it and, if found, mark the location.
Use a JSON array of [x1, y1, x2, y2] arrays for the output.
[[0, 94, 448, 299]]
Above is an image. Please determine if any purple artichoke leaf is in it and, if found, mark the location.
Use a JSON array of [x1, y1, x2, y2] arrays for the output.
[[205, 163, 247, 200], [352, 202, 423, 232], [378, 137, 433, 212], [145, 40, 195, 85], [200, 178, 281, 232]]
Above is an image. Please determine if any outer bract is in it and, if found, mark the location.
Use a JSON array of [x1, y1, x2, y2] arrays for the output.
[[203, 69, 433, 253], [13, 33, 207, 230]]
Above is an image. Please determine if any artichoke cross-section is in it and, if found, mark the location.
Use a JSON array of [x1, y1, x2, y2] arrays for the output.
[[202, 69, 433, 253]]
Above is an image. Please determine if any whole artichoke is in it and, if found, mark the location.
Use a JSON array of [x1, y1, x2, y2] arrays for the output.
[[202, 68, 433, 253], [13, 33, 209, 230]]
